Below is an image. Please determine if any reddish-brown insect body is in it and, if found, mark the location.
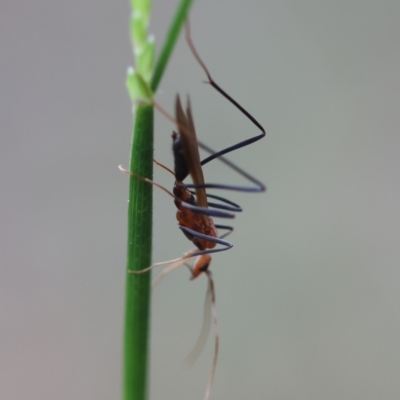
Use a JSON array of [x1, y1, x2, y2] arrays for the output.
[[171, 96, 218, 276]]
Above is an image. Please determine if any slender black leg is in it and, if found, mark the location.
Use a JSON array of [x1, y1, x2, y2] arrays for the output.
[[183, 20, 266, 193], [179, 226, 233, 258]]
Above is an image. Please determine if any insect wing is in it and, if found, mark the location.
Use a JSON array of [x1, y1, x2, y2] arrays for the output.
[[175, 95, 208, 209]]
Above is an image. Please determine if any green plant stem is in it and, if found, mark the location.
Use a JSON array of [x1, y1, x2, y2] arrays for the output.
[[150, 0, 194, 92], [123, 2, 194, 400], [123, 104, 153, 400]]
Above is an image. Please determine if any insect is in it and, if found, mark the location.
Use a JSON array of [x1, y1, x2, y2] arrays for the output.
[[120, 20, 266, 400]]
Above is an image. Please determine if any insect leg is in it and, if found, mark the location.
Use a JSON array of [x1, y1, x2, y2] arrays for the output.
[[204, 270, 218, 400], [120, 165, 235, 217], [184, 20, 266, 193], [214, 224, 234, 240], [153, 158, 175, 176], [139, 225, 232, 280], [180, 201, 235, 218], [183, 270, 218, 400], [189, 191, 242, 212], [128, 225, 232, 278], [179, 226, 233, 257]]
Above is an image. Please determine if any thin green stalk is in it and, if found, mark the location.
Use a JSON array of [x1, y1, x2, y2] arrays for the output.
[[123, 1, 194, 400], [150, 0, 194, 92], [123, 104, 153, 400]]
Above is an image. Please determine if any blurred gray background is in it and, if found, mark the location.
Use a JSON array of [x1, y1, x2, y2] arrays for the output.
[[2, 1, 400, 399]]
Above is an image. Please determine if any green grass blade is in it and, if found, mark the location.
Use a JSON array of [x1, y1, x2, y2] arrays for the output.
[[150, 0, 194, 92]]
